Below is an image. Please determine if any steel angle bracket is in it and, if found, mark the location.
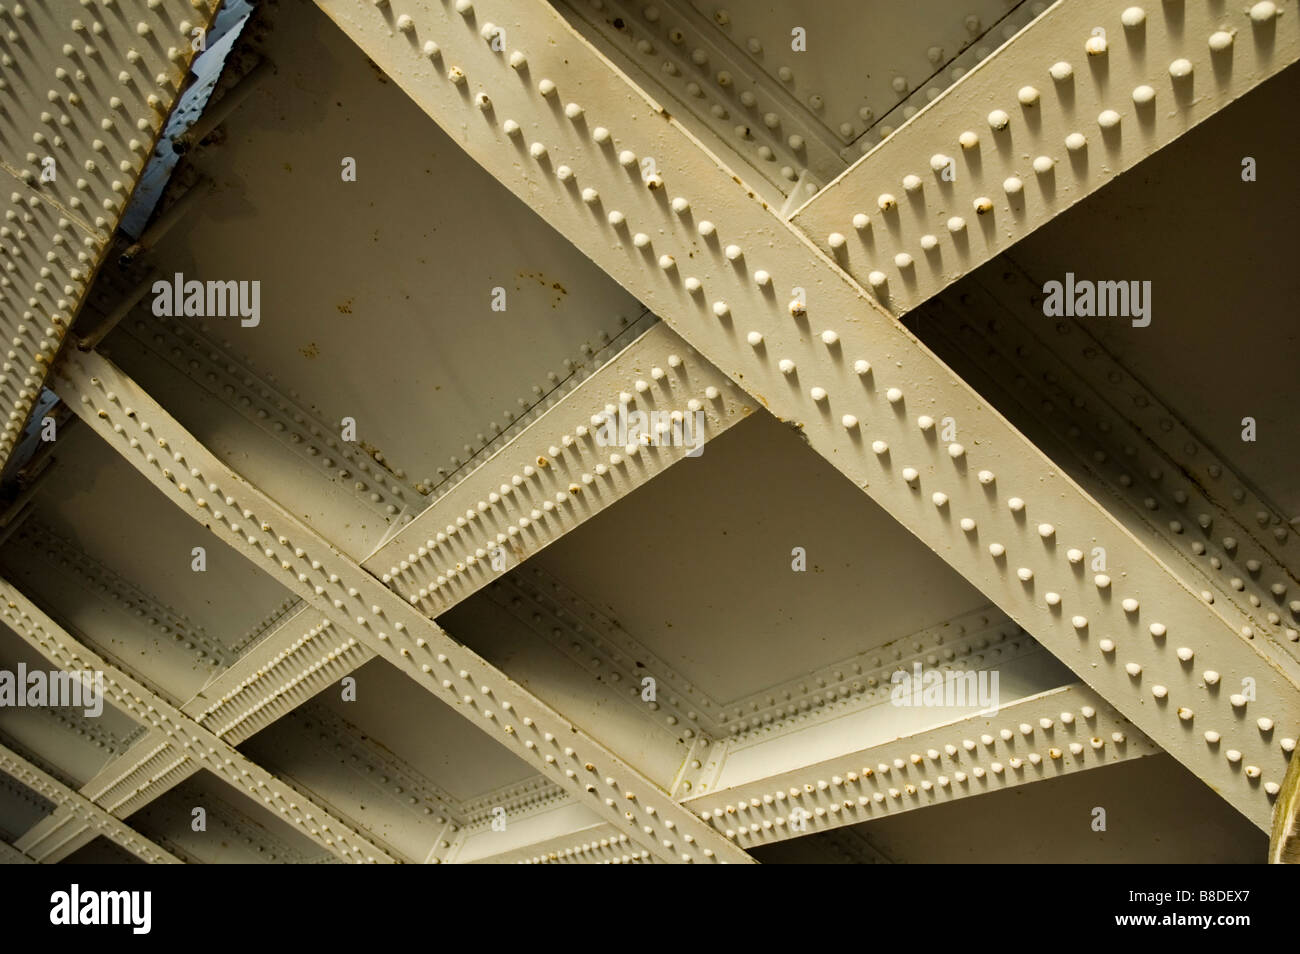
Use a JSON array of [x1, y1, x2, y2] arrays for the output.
[[50, 349, 752, 863], [308, 0, 1299, 830]]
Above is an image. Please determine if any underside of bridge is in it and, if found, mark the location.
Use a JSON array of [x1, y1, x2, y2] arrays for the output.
[[0, 0, 1297, 865]]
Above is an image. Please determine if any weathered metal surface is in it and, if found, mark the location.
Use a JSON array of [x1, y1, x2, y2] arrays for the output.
[[791, 0, 1300, 315], [311, 0, 1298, 830], [0, 0, 222, 467], [52, 348, 753, 862], [0, 0, 1292, 864], [0, 574, 399, 862], [1, 738, 181, 864]]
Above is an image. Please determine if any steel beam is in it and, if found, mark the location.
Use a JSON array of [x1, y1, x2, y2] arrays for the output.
[[0, 576, 399, 863], [0, 0, 222, 466], [34, 323, 748, 860], [684, 683, 1159, 850], [1271, 740, 1300, 863], [369, 321, 749, 616], [10, 323, 740, 862], [51, 349, 753, 863], [24, 732, 195, 863], [791, 0, 1300, 315], [0, 838, 33, 864], [1, 740, 181, 864], [918, 279, 1300, 674], [310, 0, 1300, 830]]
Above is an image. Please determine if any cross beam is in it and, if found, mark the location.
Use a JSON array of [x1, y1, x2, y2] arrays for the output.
[[308, 0, 1300, 830], [0, 739, 181, 864], [685, 683, 1158, 850], [791, 0, 1300, 316], [50, 349, 752, 863], [0, 577, 399, 863]]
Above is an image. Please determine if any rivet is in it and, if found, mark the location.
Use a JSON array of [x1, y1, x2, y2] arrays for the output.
[[1208, 31, 1234, 52], [1249, 2, 1276, 24]]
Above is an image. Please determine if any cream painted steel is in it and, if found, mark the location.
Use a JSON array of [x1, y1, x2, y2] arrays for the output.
[[0, 576, 399, 863], [311, 0, 1299, 830], [0, 0, 222, 466], [684, 683, 1159, 848], [1, 739, 181, 863], [52, 349, 754, 863], [791, 0, 1300, 315]]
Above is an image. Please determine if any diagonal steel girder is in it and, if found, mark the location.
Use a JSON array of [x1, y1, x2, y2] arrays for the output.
[[0, 0, 223, 468], [32, 321, 749, 863], [12, 322, 743, 864], [0, 738, 182, 864], [311, 0, 1300, 830], [0, 578, 399, 863], [791, 0, 1300, 316], [49, 349, 754, 864]]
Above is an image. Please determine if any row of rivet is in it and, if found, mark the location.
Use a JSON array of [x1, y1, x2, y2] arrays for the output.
[[811, 3, 1285, 310], [123, 318, 418, 518], [0, 0, 218, 471], [420, 317, 641, 494], [58, 353, 746, 862], [722, 608, 1025, 734], [856, 1, 1049, 149], [1000, 272, 1299, 572], [0, 585, 392, 862], [692, 693, 1162, 842], [395, 0, 1292, 819], [0, 745, 177, 863], [379, 337, 742, 612], [13, 519, 231, 667], [937, 299, 1300, 664], [493, 571, 708, 737], [569, 0, 830, 190]]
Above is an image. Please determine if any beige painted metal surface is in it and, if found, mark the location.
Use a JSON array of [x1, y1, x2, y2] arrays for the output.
[[0, 0, 221, 466], [311, 0, 1298, 831], [0, 0, 1293, 865]]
